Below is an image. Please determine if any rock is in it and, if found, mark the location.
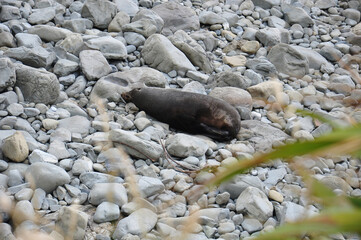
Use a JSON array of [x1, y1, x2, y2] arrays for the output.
[[62, 18, 93, 33], [53, 59, 79, 76], [284, 6, 314, 27], [241, 218, 263, 233], [247, 80, 283, 100], [90, 67, 166, 103], [31, 188, 46, 210], [88, 183, 127, 206], [47, 140, 71, 160], [319, 46, 343, 62], [0, 5, 21, 21], [0, 29, 16, 48], [79, 172, 124, 189], [28, 7, 56, 24], [138, 176, 165, 197], [28, 149, 58, 164], [93, 202, 120, 223], [293, 46, 334, 72], [81, 0, 117, 29], [209, 71, 250, 89], [109, 129, 163, 160], [239, 120, 289, 151], [280, 201, 305, 224], [84, 36, 127, 60], [236, 186, 273, 222], [79, 50, 112, 81], [12, 200, 35, 225], [57, 100, 88, 117], [241, 40, 261, 54], [320, 176, 353, 194], [56, 206, 88, 240], [223, 55, 247, 67], [245, 58, 277, 77], [113, 0, 139, 17], [5, 46, 56, 69], [15, 65, 60, 105], [65, 76, 86, 97], [264, 168, 287, 187], [0, 58, 16, 92], [314, 0, 337, 9], [58, 116, 90, 137], [267, 43, 309, 78], [251, 0, 280, 9], [0, 130, 44, 152], [256, 27, 289, 47], [25, 162, 70, 193], [122, 19, 158, 38], [166, 133, 208, 158], [2, 131, 29, 163], [112, 208, 157, 239], [152, 1, 200, 36], [269, 189, 283, 202], [142, 34, 196, 76], [199, 11, 226, 25], [132, 9, 164, 33], [0, 223, 15, 240], [72, 157, 93, 176], [108, 11, 130, 32], [28, 25, 72, 42], [220, 175, 265, 199], [169, 30, 213, 73], [15, 33, 42, 48], [209, 87, 253, 110]]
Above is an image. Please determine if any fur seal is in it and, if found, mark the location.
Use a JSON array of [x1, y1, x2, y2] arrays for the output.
[[121, 87, 241, 141]]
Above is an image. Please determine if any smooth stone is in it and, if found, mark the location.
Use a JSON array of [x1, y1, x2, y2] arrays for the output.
[[27, 25, 72, 42], [56, 206, 88, 240], [93, 202, 120, 223], [88, 183, 128, 206], [12, 200, 35, 225], [241, 218, 262, 233], [138, 176, 165, 198], [2, 131, 29, 163], [79, 50, 112, 81], [31, 188, 46, 210], [79, 172, 124, 189], [85, 36, 127, 60], [166, 133, 208, 158], [81, 0, 117, 29], [220, 175, 265, 199]]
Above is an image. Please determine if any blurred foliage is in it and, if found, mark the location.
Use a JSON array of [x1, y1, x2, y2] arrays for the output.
[[206, 111, 361, 239]]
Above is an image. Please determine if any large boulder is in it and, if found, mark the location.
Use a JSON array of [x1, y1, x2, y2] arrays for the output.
[[81, 0, 117, 29]]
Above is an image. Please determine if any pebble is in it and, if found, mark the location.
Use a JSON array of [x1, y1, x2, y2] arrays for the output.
[[0, 0, 358, 239]]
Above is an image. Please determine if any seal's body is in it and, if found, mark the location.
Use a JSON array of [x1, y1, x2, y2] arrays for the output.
[[121, 88, 241, 141]]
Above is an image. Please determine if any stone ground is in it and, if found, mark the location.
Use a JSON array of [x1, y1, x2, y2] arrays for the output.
[[0, 0, 361, 239]]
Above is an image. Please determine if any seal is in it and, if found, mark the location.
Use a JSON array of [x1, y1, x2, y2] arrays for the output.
[[121, 87, 241, 141]]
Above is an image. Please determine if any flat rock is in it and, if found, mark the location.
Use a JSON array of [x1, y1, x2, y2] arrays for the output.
[[56, 206, 88, 240], [284, 6, 314, 27], [138, 176, 165, 198], [267, 43, 309, 78], [220, 175, 265, 199], [79, 172, 124, 189], [166, 133, 208, 158], [15, 64, 60, 105], [25, 162, 70, 193], [12, 200, 35, 226], [93, 202, 120, 223], [28, 7, 56, 24], [320, 175, 353, 194], [280, 201, 305, 224], [236, 186, 273, 222], [122, 19, 158, 38], [79, 50, 112, 81], [5, 46, 56, 69], [112, 208, 157, 239], [28, 25, 72, 42], [113, 0, 139, 17], [293, 46, 334, 71], [109, 129, 163, 160], [152, 1, 200, 36], [245, 58, 277, 77], [209, 71, 250, 89], [84, 36, 127, 60], [0, 58, 16, 92], [62, 18, 93, 33], [15, 33, 42, 48], [88, 182, 127, 206], [28, 149, 58, 164], [142, 34, 196, 77], [57, 116, 90, 137]]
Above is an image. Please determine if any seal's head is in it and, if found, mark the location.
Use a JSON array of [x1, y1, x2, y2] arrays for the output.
[[121, 88, 142, 103]]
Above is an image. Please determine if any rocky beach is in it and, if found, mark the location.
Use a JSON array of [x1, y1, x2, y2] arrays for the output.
[[0, 0, 361, 239]]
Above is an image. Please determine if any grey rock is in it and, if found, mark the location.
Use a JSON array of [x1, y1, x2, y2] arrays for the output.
[[12, 200, 35, 225], [256, 27, 289, 47], [15, 188, 33, 201], [0, 117, 35, 137], [241, 218, 262, 233], [199, 11, 226, 25], [293, 46, 334, 71], [28, 25, 72, 42], [5, 46, 56, 69], [79, 50, 112, 81], [280, 201, 305, 224], [56, 100, 88, 117], [97, 148, 130, 176], [267, 43, 309, 78], [142, 34, 196, 76], [169, 30, 213, 73], [53, 59, 79, 76], [85, 36, 127, 60], [79, 172, 124, 189], [138, 176, 165, 198], [0, 174, 9, 189], [166, 133, 208, 158], [190, 30, 218, 51], [28, 7, 56, 24], [251, 0, 280, 9], [56, 206, 88, 240], [123, 19, 158, 38], [218, 220, 235, 234], [0, 160, 8, 171], [28, 149, 58, 164], [65, 76, 86, 97], [0, 58, 16, 92], [25, 162, 68, 192], [320, 175, 353, 194], [47, 140, 71, 160], [239, 120, 289, 152], [94, 202, 120, 223], [245, 58, 277, 77], [0, 223, 15, 240], [342, 9, 361, 22], [264, 168, 287, 187], [81, 0, 117, 29], [132, 9, 164, 33], [113, 0, 139, 17], [0, 29, 16, 48], [15, 64, 60, 105], [8, 169, 23, 187], [314, 0, 337, 9], [209, 71, 251, 89], [209, 87, 253, 110], [109, 129, 163, 160], [56, 33, 85, 56], [62, 18, 93, 33], [113, 208, 157, 239], [220, 175, 264, 199], [284, 6, 314, 27], [0, 5, 21, 21], [88, 183, 127, 206], [0, 130, 45, 152], [108, 11, 131, 32], [31, 188, 46, 210], [236, 186, 273, 222], [72, 158, 92, 176], [90, 67, 166, 103], [319, 46, 343, 62], [152, 1, 200, 36], [7, 103, 23, 116], [58, 116, 90, 137]]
